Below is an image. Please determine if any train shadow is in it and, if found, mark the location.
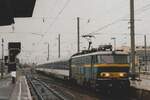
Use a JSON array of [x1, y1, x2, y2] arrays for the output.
[[96, 87, 132, 100]]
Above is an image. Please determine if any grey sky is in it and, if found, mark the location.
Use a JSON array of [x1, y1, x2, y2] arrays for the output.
[[0, 0, 150, 64]]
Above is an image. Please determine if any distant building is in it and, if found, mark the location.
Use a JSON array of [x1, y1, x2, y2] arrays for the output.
[[117, 46, 130, 53], [136, 46, 150, 71], [119, 46, 150, 72]]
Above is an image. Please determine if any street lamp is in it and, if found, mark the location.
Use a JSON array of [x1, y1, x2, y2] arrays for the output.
[[111, 37, 116, 51], [44, 42, 50, 61], [1, 38, 4, 79]]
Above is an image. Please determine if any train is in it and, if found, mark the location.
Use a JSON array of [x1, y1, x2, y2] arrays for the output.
[[36, 45, 130, 90]]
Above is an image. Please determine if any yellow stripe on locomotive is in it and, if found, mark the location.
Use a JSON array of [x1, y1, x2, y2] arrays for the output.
[[82, 64, 129, 79], [83, 64, 129, 67]]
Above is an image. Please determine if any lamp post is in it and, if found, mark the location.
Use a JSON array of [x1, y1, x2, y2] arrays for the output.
[[58, 34, 60, 58], [47, 43, 49, 61], [111, 37, 116, 51], [144, 35, 147, 72], [1, 38, 4, 79], [44, 42, 50, 61]]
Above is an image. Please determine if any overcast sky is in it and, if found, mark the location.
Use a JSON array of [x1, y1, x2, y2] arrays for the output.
[[0, 0, 150, 64]]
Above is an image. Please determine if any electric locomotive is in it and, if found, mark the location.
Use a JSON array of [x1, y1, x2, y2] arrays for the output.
[[69, 45, 130, 89]]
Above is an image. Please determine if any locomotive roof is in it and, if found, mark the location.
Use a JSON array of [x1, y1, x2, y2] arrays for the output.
[[72, 51, 128, 58]]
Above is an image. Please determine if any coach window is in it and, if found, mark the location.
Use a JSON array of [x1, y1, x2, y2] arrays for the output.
[[84, 56, 86, 63], [79, 57, 82, 65], [97, 55, 103, 64], [76, 58, 79, 65], [81, 57, 83, 64], [88, 56, 91, 64], [93, 55, 97, 64], [72, 58, 77, 65]]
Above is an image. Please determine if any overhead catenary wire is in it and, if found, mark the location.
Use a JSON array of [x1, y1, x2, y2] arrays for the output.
[[34, 0, 71, 47], [44, 0, 71, 34], [33, 1, 150, 61], [88, 2, 150, 36], [135, 4, 150, 15], [18, 0, 150, 63], [46, 0, 59, 17], [89, 19, 122, 35]]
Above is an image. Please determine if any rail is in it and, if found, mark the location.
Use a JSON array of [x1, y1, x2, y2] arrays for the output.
[[27, 77, 44, 100], [26, 75, 67, 100]]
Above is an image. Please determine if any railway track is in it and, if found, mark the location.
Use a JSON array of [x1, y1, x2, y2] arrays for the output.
[[26, 75, 68, 100], [35, 73, 138, 100], [26, 70, 138, 100]]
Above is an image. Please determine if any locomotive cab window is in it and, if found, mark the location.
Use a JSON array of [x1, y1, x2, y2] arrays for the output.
[[114, 55, 129, 64], [97, 54, 129, 64]]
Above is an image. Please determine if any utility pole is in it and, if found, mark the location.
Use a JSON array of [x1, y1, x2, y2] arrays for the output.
[[1, 38, 4, 79], [47, 43, 49, 61], [77, 17, 80, 53], [130, 0, 136, 77], [58, 34, 60, 58], [144, 35, 147, 72]]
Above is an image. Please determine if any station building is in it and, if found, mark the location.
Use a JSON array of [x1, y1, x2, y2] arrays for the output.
[[135, 46, 150, 72], [119, 46, 150, 72]]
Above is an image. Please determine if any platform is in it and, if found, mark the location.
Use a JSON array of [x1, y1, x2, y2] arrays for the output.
[[130, 74, 150, 91], [0, 75, 32, 100]]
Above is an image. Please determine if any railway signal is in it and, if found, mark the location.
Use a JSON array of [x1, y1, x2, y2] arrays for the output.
[[8, 42, 21, 72], [4, 56, 8, 65]]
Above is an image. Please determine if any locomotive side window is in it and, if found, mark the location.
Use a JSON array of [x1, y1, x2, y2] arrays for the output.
[[114, 55, 128, 64]]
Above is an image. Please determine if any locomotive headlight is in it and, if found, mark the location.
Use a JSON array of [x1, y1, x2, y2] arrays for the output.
[[119, 73, 125, 77], [101, 73, 110, 77], [105, 73, 110, 77]]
